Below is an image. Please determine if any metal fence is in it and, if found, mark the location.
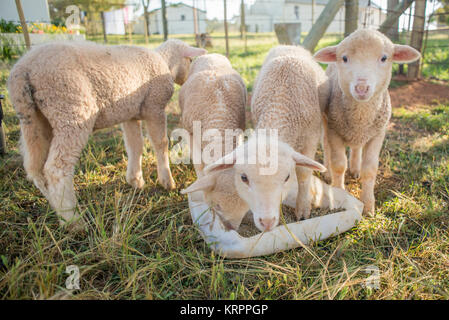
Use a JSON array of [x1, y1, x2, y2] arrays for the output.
[[1, 0, 448, 79]]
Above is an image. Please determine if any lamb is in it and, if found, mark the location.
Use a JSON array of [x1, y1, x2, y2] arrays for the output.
[[7, 39, 206, 229], [313, 29, 420, 214], [179, 53, 249, 230], [201, 45, 328, 232]]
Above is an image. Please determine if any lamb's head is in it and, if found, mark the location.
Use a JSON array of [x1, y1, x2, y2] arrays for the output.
[[202, 137, 326, 232], [157, 39, 207, 85], [188, 53, 233, 76], [181, 169, 250, 230], [314, 29, 420, 102]]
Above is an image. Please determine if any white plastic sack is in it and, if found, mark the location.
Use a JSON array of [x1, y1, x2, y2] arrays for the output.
[[188, 176, 364, 258]]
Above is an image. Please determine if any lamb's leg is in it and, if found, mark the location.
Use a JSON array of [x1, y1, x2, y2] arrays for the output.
[[360, 133, 385, 215], [191, 134, 205, 177], [122, 120, 145, 189], [328, 131, 347, 189], [19, 109, 52, 196], [43, 127, 91, 230], [295, 166, 313, 220], [321, 115, 331, 182], [349, 146, 362, 179], [144, 109, 175, 190], [295, 144, 318, 220]]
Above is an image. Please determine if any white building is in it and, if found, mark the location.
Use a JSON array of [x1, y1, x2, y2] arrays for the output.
[[0, 0, 50, 23], [239, 0, 386, 34], [133, 2, 207, 35]]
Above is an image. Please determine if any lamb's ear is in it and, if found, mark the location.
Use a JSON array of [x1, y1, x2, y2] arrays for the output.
[[203, 150, 237, 175], [292, 152, 327, 172], [393, 45, 421, 64], [183, 46, 207, 58], [181, 174, 216, 194], [314, 46, 337, 63]]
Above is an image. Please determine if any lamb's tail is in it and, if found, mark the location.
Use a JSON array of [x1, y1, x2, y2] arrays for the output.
[[7, 67, 52, 195]]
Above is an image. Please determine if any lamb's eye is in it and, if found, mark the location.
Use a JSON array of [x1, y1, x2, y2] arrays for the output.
[[241, 174, 249, 184], [342, 55, 348, 63], [285, 174, 290, 182], [381, 55, 387, 62]]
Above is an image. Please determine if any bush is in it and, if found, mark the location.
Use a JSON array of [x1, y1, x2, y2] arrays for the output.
[[0, 19, 21, 33], [0, 35, 24, 61]]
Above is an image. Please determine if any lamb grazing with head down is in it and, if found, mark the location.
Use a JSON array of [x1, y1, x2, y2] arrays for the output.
[[314, 29, 421, 214], [203, 45, 328, 233], [179, 53, 249, 230], [7, 39, 206, 230]]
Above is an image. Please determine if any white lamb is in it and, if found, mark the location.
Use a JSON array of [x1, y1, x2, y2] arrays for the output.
[[314, 29, 420, 214], [203, 45, 328, 232], [7, 39, 206, 229], [179, 53, 249, 230]]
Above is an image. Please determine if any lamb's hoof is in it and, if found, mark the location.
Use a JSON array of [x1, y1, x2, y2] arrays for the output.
[[127, 175, 145, 189], [349, 170, 360, 179], [60, 215, 88, 233], [361, 199, 375, 217], [295, 206, 311, 221], [322, 171, 331, 183], [159, 176, 176, 190]]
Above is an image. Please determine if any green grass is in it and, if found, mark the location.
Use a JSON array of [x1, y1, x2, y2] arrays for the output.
[[0, 33, 448, 300]]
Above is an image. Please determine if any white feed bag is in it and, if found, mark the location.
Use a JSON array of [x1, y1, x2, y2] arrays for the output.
[[188, 176, 364, 258]]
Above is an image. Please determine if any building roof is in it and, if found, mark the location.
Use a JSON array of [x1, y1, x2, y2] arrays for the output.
[[148, 2, 206, 15], [274, 0, 382, 9]]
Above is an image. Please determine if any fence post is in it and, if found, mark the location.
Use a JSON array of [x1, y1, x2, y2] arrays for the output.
[[344, 0, 358, 37], [224, 0, 230, 58], [101, 11, 108, 43], [407, 0, 426, 79], [241, 0, 247, 52], [193, 0, 199, 46], [312, 0, 315, 25], [161, 0, 168, 41], [143, 0, 150, 45], [14, 0, 31, 50], [0, 95, 6, 156], [302, 0, 344, 52]]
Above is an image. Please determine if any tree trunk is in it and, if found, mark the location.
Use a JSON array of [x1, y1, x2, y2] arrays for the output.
[[15, 0, 31, 50], [344, 0, 358, 37], [379, 0, 414, 35], [407, 0, 426, 79], [302, 0, 344, 52], [386, 0, 400, 41]]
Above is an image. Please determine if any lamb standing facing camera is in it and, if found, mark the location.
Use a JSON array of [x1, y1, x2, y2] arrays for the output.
[[314, 29, 421, 215], [7, 39, 206, 229], [203, 45, 328, 233], [179, 53, 249, 230]]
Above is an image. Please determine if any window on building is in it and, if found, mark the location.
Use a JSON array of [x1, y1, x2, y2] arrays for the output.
[[181, 14, 185, 21], [294, 6, 299, 19]]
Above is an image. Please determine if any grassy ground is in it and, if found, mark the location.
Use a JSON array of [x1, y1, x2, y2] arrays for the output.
[[0, 33, 448, 300]]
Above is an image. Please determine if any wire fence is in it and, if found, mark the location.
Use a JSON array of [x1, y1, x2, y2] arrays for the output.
[[0, 0, 448, 79]]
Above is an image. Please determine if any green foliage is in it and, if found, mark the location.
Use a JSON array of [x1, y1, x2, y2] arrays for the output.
[[0, 19, 21, 33], [0, 36, 24, 61]]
